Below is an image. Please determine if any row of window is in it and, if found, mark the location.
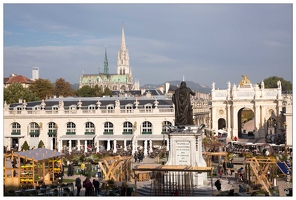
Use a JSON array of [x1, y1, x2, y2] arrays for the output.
[[10, 121, 173, 137], [13, 103, 158, 111]]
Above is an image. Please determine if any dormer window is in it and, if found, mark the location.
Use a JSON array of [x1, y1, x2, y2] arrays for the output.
[[107, 104, 114, 113], [144, 104, 153, 113]]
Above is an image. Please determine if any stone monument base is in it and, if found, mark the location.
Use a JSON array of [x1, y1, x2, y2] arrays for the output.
[[166, 126, 207, 186]]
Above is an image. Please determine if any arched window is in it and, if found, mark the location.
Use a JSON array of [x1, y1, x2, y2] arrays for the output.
[[142, 121, 152, 134], [123, 121, 133, 134], [11, 122, 21, 135], [48, 122, 57, 137], [29, 122, 40, 137], [66, 122, 76, 134], [162, 121, 172, 134], [85, 122, 95, 134], [104, 122, 114, 134]]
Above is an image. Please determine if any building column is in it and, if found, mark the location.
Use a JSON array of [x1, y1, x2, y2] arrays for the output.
[[84, 140, 87, 153], [77, 140, 81, 151], [124, 139, 127, 151], [107, 139, 110, 151], [144, 140, 148, 157], [69, 140, 72, 153], [149, 139, 153, 153], [8, 139, 11, 151], [232, 106, 238, 138], [58, 140, 62, 152], [227, 103, 231, 137], [113, 140, 117, 153], [96, 140, 100, 153], [166, 138, 170, 151]]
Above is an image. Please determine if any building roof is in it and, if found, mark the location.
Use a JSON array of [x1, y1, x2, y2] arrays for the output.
[[13, 148, 64, 161], [5, 74, 33, 84], [8, 96, 174, 110]]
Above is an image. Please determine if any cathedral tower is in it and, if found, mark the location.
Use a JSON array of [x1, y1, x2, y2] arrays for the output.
[[117, 22, 132, 81]]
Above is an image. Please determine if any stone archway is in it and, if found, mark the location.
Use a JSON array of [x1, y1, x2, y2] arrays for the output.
[[218, 118, 226, 129], [237, 107, 255, 138]]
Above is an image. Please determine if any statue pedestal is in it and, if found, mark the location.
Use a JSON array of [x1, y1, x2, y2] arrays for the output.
[[166, 126, 207, 186]]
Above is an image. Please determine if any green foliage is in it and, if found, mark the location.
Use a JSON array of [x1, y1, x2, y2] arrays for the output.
[[103, 87, 113, 97], [38, 140, 45, 148], [75, 85, 103, 97], [4, 82, 39, 104], [21, 141, 30, 151], [261, 76, 292, 91], [53, 78, 75, 97], [28, 78, 54, 100]]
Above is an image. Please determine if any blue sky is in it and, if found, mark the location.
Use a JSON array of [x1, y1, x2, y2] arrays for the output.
[[3, 2, 293, 89]]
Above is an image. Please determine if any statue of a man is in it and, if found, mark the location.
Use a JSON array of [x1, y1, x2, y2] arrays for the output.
[[172, 81, 195, 126]]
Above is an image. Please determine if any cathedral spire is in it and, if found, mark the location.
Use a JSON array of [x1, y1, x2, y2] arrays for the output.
[[104, 48, 109, 75], [121, 21, 126, 50]]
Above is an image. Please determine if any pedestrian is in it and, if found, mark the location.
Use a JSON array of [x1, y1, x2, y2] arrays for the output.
[[173, 189, 179, 196], [239, 185, 245, 193], [81, 161, 85, 175], [67, 162, 74, 176], [222, 160, 227, 175], [234, 136, 238, 141], [84, 177, 93, 196], [214, 178, 222, 191], [97, 164, 102, 178], [134, 152, 138, 163], [93, 179, 100, 196], [75, 176, 82, 196]]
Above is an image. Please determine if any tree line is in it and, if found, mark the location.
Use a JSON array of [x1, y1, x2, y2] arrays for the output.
[[4, 76, 292, 104], [4, 78, 113, 104]]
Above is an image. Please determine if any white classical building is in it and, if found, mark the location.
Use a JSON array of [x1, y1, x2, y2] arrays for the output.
[[3, 95, 174, 155], [211, 76, 292, 146]]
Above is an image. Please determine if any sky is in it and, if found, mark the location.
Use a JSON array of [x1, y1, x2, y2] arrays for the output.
[[2, 2, 294, 89]]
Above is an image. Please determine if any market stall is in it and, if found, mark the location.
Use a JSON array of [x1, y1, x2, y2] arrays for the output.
[[4, 148, 64, 191]]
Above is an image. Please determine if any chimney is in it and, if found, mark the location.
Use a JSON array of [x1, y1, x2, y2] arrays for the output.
[[18, 98, 22, 103]]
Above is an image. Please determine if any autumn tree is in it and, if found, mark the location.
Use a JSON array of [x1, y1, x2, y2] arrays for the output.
[[4, 82, 39, 104], [260, 76, 292, 91], [53, 78, 75, 97], [28, 78, 54, 100]]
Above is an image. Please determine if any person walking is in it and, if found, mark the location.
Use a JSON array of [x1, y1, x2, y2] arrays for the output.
[[93, 179, 100, 196], [214, 178, 222, 191], [222, 160, 227, 175], [80, 161, 85, 175], [75, 176, 82, 196], [84, 177, 93, 196]]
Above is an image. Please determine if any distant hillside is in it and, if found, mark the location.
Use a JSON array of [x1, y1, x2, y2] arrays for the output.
[[142, 80, 211, 94]]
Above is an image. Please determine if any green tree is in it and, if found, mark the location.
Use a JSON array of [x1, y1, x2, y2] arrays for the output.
[[76, 85, 95, 97], [28, 78, 54, 100], [21, 141, 30, 151], [103, 87, 112, 97], [53, 78, 75, 97], [76, 85, 104, 97], [4, 82, 39, 104], [261, 76, 292, 91], [38, 140, 45, 148]]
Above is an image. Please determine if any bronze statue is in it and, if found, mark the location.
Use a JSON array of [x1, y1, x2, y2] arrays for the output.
[[172, 81, 195, 126]]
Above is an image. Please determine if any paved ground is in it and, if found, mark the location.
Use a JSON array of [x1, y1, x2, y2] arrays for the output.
[[68, 156, 290, 196]]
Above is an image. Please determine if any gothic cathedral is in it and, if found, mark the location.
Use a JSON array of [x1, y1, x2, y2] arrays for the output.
[[79, 23, 140, 91]]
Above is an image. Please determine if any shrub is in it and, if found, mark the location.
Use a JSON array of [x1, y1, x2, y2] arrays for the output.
[[21, 141, 30, 151]]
